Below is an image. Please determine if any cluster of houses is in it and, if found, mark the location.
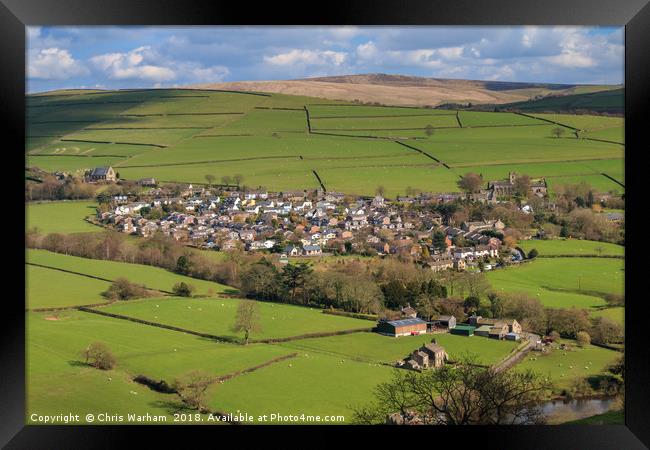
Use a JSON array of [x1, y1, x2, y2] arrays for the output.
[[87, 165, 534, 270]]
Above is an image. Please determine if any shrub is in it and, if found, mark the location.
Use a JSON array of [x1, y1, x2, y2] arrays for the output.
[[527, 248, 539, 259], [173, 282, 196, 297], [576, 331, 591, 347], [103, 278, 149, 300]]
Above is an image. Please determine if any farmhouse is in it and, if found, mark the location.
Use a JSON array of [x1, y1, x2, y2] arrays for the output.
[[303, 245, 322, 256], [86, 166, 117, 183], [376, 318, 427, 337], [404, 341, 448, 370], [474, 325, 492, 338], [401, 304, 417, 318]]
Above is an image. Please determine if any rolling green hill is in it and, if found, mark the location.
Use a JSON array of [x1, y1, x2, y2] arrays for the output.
[[26, 87, 624, 197]]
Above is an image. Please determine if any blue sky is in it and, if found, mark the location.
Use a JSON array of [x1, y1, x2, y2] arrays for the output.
[[26, 26, 624, 93]]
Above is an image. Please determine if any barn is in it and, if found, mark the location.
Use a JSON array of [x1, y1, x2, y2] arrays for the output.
[[450, 324, 475, 336], [376, 318, 427, 337]]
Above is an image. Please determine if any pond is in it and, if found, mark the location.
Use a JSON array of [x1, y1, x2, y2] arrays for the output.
[[542, 396, 620, 423]]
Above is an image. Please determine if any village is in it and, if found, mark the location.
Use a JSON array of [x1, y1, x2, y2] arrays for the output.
[[86, 166, 547, 271]]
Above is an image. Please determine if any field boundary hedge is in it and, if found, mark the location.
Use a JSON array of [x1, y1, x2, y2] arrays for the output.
[[119, 154, 297, 168], [394, 140, 451, 168], [26, 261, 175, 294], [321, 309, 378, 321], [60, 139, 167, 148], [250, 327, 374, 344], [311, 113, 457, 119], [30, 299, 115, 312], [213, 352, 298, 382], [535, 254, 623, 259], [78, 306, 242, 343]]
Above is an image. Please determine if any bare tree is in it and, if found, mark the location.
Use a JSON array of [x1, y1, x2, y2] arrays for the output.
[[551, 127, 566, 138], [424, 124, 435, 136], [376, 185, 386, 197], [457, 173, 483, 197], [233, 174, 244, 187], [173, 370, 213, 412], [204, 174, 215, 187], [221, 175, 232, 186], [81, 342, 116, 370], [231, 299, 262, 344], [352, 354, 550, 425]]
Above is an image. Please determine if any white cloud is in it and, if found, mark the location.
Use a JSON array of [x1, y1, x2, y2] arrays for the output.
[[90, 46, 176, 82], [190, 65, 230, 82], [28, 47, 89, 80], [264, 49, 347, 66]]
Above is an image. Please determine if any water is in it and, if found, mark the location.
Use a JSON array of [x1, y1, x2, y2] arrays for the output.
[[541, 397, 619, 423]]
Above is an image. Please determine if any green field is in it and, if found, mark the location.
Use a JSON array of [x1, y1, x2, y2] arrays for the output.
[[26, 264, 112, 309], [279, 331, 519, 366], [516, 340, 621, 390], [518, 239, 624, 257], [26, 201, 100, 234], [27, 249, 232, 296], [95, 297, 372, 341], [486, 258, 624, 309], [26, 89, 624, 197], [27, 309, 291, 423], [590, 307, 624, 326]]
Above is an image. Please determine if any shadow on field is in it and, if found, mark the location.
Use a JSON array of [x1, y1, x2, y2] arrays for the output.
[[149, 399, 194, 415], [67, 360, 89, 368]]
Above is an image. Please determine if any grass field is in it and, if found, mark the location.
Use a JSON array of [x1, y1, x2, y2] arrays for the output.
[[26, 264, 112, 309], [26, 201, 100, 234], [518, 239, 624, 257], [27, 249, 232, 296], [95, 297, 372, 341], [486, 258, 624, 309], [590, 307, 624, 326], [26, 89, 624, 197], [27, 309, 291, 423], [279, 331, 519, 366], [515, 340, 621, 391]]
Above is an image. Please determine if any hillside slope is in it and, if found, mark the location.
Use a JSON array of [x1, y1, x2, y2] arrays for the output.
[[193, 74, 619, 107]]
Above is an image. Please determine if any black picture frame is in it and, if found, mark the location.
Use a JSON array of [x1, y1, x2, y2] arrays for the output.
[[4, 0, 648, 447]]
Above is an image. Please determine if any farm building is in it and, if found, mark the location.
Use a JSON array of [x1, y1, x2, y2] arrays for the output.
[[450, 324, 475, 336], [86, 166, 117, 183], [505, 332, 520, 341], [376, 318, 427, 337], [489, 323, 509, 340], [469, 315, 522, 334], [474, 325, 492, 337], [433, 315, 457, 329], [401, 304, 417, 318]]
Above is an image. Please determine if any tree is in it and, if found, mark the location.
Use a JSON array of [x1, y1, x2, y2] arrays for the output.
[[464, 295, 480, 312], [432, 231, 447, 253], [281, 262, 313, 303], [590, 317, 623, 344], [576, 331, 591, 347], [233, 174, 244, 187], [173, 282, 195, 297], [231, 299, 262, 344], [81, 342, 116, 370], [174, 370, 213, 412], [513, 175, 531, 199], [175, 255, 191, 275], [549, 331, 561, 342], [487, 292, 503, 318], [376, 185, 386, 197], [353, 355, 550, 425], [551, 127, 565, 138], [221, 175, 232, 186], [457, 173, 483, 197], [424, 124, 435, 136], [527, 248, 538, 259], [204, 174, 215, 187]]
